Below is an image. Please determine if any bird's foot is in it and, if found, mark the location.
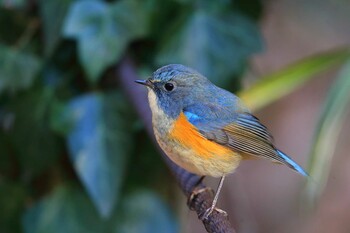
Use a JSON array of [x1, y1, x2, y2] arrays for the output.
[[199, 207, 227, 220], [187, 187, 213, 210]]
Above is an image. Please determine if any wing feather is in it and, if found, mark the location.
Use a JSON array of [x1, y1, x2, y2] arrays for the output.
[[199, 113, 293, 165], [183, 101, 307, 176]]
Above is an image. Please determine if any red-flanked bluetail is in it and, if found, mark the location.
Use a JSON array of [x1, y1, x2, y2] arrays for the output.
[[135, 64, 308, 219]]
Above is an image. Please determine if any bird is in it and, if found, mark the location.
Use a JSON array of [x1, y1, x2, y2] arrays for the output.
[[135, 64, 308, 220]]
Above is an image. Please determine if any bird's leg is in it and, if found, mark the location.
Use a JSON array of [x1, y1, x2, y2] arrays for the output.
[[195, 175, 206, 187], [199, 175, 226, 220]]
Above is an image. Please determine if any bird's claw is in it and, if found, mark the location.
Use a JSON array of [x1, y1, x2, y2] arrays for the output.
[[199, 207, 214, 220], [215, 208, 228, 216], [199, 207, 227, 220], [187, 187, 213, 210]]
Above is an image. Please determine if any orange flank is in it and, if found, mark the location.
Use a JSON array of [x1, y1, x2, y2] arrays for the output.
[[170, 112, 232, 158]]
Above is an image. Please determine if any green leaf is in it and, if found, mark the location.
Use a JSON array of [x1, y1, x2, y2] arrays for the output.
[[175, 0, 231, 11], [66, 92, 133, 218], [238, 49, 350, 111], [63, 0, 107, 38], [39, 0, 73, 56], [63, 0, 151, 83], [0, 181, 26, 233], [64, 0, 120, 81], [0, 44, 41, 95], [302, 59, 350, 207], [113, 191, 178, 233], [157, 9, 262, 86], [23, 187, 177, 233], [78, 31, 128, 82], [232, 0, 263, 20], [110, 0, 151, 39], [22, 185, 103, 233], [0, 132, 12, 175], [49, 99, 73, 136], [0, 0, 25, 9], [6, 88, 60, 175]]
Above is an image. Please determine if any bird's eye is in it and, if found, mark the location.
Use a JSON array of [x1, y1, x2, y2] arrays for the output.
[[164, 82, 174, 91]]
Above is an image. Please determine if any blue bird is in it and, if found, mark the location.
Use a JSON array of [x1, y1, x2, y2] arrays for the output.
[[136, 64, 308, 219]]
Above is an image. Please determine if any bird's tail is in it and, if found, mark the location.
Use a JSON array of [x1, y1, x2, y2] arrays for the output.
[[277, 150, 308, 177]]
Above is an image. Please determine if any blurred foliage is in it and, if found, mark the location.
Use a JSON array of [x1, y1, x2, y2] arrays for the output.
[[239, 49, 350, 208], [156, 1, 262, 86], [239, 49, 350, 111], [65, 92, 133, 217], [0, 0, 347, 232], [303, 59, 350, 207], [239, 49, 350, 209], [0, 0, 263, 232]]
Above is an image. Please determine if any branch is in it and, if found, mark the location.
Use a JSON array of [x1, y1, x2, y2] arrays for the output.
[[117, 57, 236, 233]]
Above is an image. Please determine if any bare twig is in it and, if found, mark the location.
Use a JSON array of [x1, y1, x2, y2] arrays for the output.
[[117, 57, 236, 233]]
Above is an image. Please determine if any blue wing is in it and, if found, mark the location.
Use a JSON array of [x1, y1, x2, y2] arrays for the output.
[[184, 107, 308, 176]]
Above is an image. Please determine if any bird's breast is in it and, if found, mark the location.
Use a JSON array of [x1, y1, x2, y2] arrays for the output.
[[147, 90, 241, 177], [169, 113, 233, 159]]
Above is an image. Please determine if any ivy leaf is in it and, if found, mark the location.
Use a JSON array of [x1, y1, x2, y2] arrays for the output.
[[6, 88, 60, 175], [22, 185, 103, 233], [110, 0, 151, 39], [157, 9, 262, 86], [113, 191, 178, 233], [0, 181, 26, 233], [39, 0, 73, 56], [49, 99, 73, 136], [23, 188, 177, 233], [63, 0, 151, 83], [0, 0, 25, 9], [0, 44, 41, 95], [78, 29, 128, 82], [63, 0, 113, 81], [65, 92, 133, 218]]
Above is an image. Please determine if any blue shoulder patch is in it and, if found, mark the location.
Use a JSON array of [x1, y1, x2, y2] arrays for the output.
[[183, 111, 201, 124]]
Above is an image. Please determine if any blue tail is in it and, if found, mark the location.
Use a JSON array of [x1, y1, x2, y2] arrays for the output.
[[277, 150, 308, 176]]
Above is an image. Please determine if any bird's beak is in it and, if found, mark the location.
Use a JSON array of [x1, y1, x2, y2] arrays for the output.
[[135, 79, 153, 88]]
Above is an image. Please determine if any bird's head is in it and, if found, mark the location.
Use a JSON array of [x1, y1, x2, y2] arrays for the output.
[[136, 64, 211, 119]]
